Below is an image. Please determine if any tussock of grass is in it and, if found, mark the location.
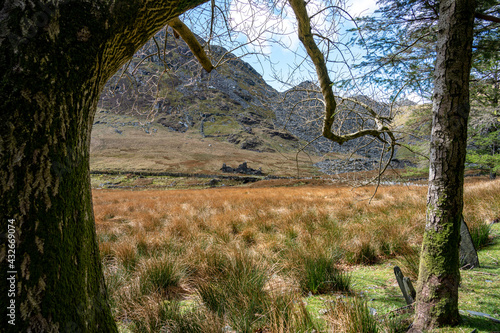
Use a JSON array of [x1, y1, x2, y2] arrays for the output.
[[196, 250, 268, 327], [298, 253, 351, 295], [395, 245, 420, 281], [94, 178, 500, 332], [139, 256, 187, 297], [325, 297, 379, 333], [470, 222, 492, 250]]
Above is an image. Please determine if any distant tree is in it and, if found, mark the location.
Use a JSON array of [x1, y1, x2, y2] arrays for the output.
[[0, 0, 206, 331], [471, 52, 500, 107], [467, 112, 500, 179]]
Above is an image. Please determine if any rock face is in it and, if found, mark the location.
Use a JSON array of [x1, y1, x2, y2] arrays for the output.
[[273, 81, 391, 156], [97, 29, 408, 174], [98, 27, 301, 154], [459, 218, 480, 269]]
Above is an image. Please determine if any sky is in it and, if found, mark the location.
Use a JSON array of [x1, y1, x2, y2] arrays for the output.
[[225, 0, 380, 92]]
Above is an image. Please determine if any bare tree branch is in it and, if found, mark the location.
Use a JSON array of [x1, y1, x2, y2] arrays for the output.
[[475, 12, 500, 23], [168, 17, 214, 72], [287, 0, 397, 152]]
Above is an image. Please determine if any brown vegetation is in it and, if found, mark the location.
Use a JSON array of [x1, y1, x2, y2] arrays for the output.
[[90, 112, 320, 176], [94, 179, 500, 331]]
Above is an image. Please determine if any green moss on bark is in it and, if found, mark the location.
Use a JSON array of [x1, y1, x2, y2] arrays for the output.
[[411, 0, 475, 330]]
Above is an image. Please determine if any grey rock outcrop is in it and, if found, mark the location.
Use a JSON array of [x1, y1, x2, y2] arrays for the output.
[[274, 82, 392, 157], [221, 162, 264, 176], [459, 218, 480, 269]]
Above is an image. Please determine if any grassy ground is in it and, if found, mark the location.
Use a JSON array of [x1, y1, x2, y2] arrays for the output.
[[94, 179, 500, 332], [288, 222, 500, 332], [90, 111, 321, 177]]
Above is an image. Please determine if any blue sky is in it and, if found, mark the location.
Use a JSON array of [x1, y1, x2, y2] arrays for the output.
[[183, 0, 430, 103], [224, 0, 380, 92], [182, 0, 379, 92]]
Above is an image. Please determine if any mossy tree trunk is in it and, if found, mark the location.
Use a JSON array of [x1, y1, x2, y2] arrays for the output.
[[0, 0, 206, 331], [411, 0, 476, 331]]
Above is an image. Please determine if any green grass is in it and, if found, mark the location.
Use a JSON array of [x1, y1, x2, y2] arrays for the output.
[[196, 250, 269, 333], [299, 254, 352, 295], [202, 116, 241, 136], [470, 222, 492, 249], [326, 297, 380, 333], [139, 256, 187, 296], [301, 224, 500, 332]]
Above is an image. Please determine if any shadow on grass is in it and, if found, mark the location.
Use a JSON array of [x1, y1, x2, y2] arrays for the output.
[[458, 314, 500, 332]]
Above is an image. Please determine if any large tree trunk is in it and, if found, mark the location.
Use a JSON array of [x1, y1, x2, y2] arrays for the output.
[[0, 0, 206, 331], [411, 0, 476, 331]]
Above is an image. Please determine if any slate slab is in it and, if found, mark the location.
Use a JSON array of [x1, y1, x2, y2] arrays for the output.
[[459, 218, 480, 269], [394, 266, 414, 305]]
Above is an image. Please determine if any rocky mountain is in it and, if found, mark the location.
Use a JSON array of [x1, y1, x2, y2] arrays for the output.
[[98, 27, 300, 155], [274, 81, 390, 157], [95, 27, 406, 174]]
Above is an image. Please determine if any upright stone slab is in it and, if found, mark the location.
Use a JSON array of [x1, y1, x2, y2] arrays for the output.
[[459, 218, 480, 269], [394, 266, 413, 305], [403, 277, 416, 303]]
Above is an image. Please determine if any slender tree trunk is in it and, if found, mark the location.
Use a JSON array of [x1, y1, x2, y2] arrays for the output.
[[0, 0, 206, 331], [411, 0, 476, 331]]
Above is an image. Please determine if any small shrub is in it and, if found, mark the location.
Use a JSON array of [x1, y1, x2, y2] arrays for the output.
[[139, 256, 186, 297], [102, 263, 129, 312], [158, 300, 224, 333], [136, 238, 149, 257], [241, 228, 256, 246], [129, 299, 224, 333], [196, 250, 270, 333], [377, 313, 413, 333], [376, 227, 407, 257], [196, 280, 226, 316], [346, 242, 378, 265], [285, 227, 299, 242], [113, 240, 138, 271], [395, 246, 420, 281], [266, 293, 320, 333]]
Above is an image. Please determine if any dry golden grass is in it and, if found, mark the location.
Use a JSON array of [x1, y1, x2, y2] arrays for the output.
[[95, 179, 500, 270], [94, 178, 500, 332]]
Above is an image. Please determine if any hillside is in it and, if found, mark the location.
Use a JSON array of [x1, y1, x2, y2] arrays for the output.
[[93, 27, 412, 176], [93, 27, 317, 175], [90, 111, 321, 177]]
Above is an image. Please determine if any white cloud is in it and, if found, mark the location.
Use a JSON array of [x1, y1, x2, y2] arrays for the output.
[[228, 0, 379, 51], [226, 0, 380, 90], [347, 0, 378, 18], [229, 0, 299, 55]]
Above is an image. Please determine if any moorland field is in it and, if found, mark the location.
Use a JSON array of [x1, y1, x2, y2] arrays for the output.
[[94, 178, 500, 333]]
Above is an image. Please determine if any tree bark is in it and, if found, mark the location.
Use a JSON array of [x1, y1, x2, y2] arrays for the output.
[[411, 0, 476, 331], [0, 0, 206, 331]]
